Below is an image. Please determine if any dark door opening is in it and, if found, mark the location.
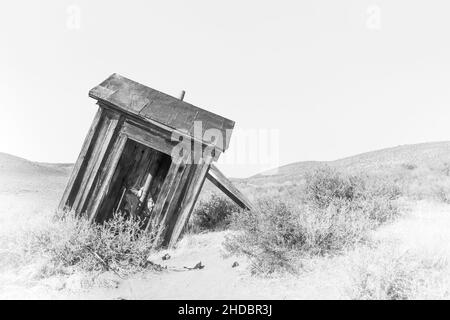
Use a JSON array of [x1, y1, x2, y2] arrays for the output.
[[96, 139, 172, 227]]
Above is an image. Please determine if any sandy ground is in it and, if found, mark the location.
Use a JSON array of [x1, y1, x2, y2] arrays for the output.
[[1, 151, 450, 300], [1, 180, 450, 300]]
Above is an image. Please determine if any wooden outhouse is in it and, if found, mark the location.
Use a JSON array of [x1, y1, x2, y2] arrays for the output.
[[58, 73, 249, 248]]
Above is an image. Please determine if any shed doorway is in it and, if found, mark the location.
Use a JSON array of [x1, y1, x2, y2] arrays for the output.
[[96, 139, 172, 227]]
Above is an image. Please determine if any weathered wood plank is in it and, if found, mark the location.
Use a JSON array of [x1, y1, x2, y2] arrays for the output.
[[88, 134, 128, 222], [121, 121, 174, 156], [167, 156, 213, 248], [71, 111, 111, 212], [156, 161, 194, 247], [148, 152, 190, 248], [58, 107, 103, 212], [89, 74, 235, 151], [206, 164, 254, 211], [73, 111, 122, 214]]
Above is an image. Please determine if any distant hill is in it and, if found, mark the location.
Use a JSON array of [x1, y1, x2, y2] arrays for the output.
[[0, 152, 71, 193], [0, 152, 72, 177], [247, 141, 450, 184], [2, 141, 450, 199]]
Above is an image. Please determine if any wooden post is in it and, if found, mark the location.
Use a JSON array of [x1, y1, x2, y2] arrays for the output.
[[139, 173, 153, 203], [179, 90, 186, 101], [134, 152, 161, 217]]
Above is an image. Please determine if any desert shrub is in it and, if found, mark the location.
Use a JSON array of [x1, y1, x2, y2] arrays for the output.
[[304, 167, 366, 208], [20, 211, 157, 278], [442, 163, 450, 176], [352, 248, 450, 300], [188, 194, 240, 233], [225, 168, 402, 274], [366, 176, 402, 201], [435, 187, 450, 204], [225, 197, 372, 273], [305, 167, 401, 224]]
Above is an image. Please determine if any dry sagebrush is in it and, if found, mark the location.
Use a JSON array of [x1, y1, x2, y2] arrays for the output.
[[15, 211, 158, 278], [225, 167, 402, 274], [351, 246, 450, 300], [188, 194, 240, 233]]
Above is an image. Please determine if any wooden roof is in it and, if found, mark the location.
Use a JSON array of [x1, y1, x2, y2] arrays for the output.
[[89, 73, 235, 151]]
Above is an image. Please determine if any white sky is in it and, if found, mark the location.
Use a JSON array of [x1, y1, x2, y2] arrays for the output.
[[1, 0, 450, 178]]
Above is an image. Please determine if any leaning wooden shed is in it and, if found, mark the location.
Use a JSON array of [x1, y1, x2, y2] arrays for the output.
[[59, 73, 252, 248]]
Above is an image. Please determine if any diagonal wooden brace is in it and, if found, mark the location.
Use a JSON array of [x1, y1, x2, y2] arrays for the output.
[[206, 164, 254, 211]]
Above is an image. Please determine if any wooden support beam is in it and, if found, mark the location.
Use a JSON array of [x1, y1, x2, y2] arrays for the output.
[[206, 164, 254, 211]]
